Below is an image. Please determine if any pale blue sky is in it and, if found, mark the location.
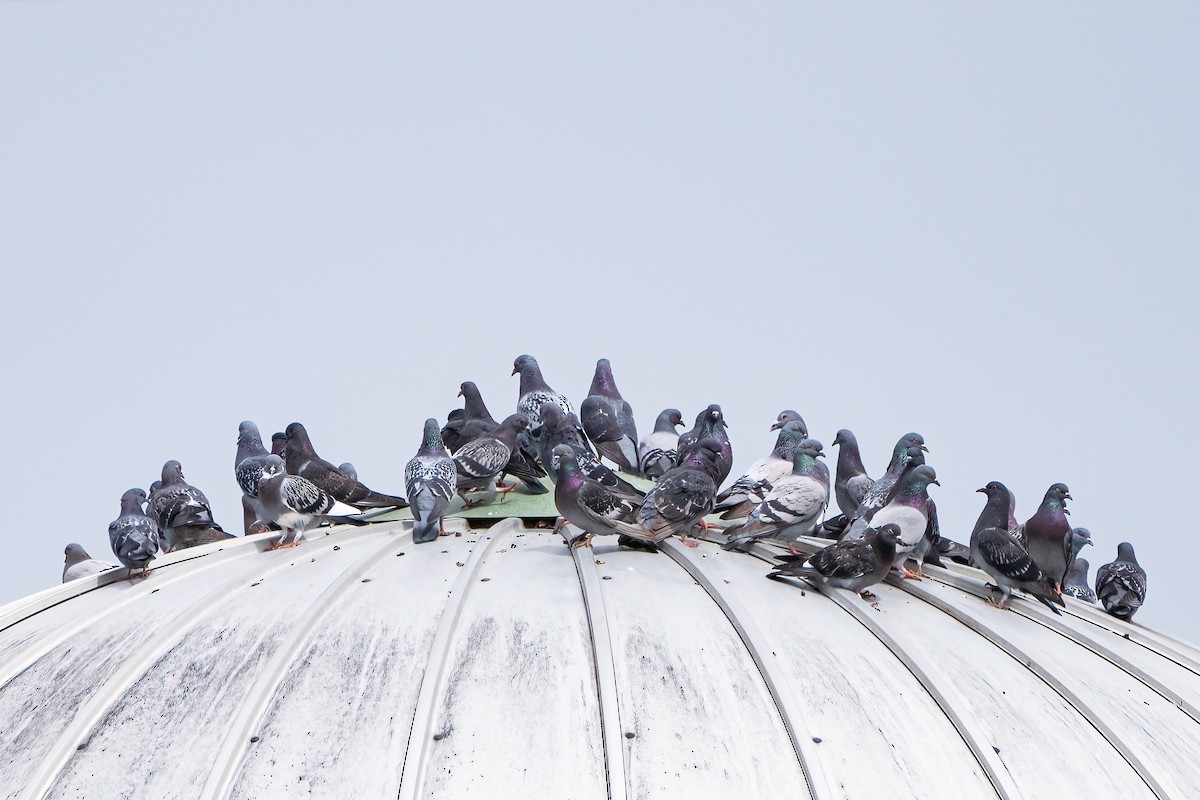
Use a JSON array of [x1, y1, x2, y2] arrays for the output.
[[2, 2, 1197, 639]]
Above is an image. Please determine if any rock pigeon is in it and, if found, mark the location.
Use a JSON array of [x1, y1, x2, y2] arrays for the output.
[[270, 432, 287, 457], [257, 455, 369, 548], [676, 404, 733, 485], [337, 463, 358, 481], [550, 445, 643, 547], [611, 438, 724, 547], [453, 414, 531, 505], [714, 420, 807, 520], [579, 358, 640, 473], [1095, 542, 1147, 621], [282, 422, 408, 509], [831, 429, 872, 519], [235, 421, 276, 534], [108, 488, 160, 577], [533, 402, 641, 498], [969, 483, 1064, 614], [723, 439, 829, 552], [1067, 527, 1092, 572], [1022, 483, 1072, 591], [149, 461, 232, 552], [404, 419, 458, 544], [62, 543, 116, 582], [439, 408, 467, 453], [442, 381, 500, 454], [638, 408, 683, 480], [770, 409, 808, 435], [768, 524, 901, 604], [841, 433, 926, 540], [1063, 557, 1097, 604], [865, 464, 939, 578], [513, 354, 572, 428]]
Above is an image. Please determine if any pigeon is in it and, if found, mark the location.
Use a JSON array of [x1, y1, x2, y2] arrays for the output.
[[63, 543, 116, 582], [282, 422, 408, 509], [1095, 542, 1147, 621], [771, 409, 808, 435], [972, 481, 1015, 536], [714, 421, 808, 520], [865, 464, 939, 578], [533, 402, 642, 498], [257, 455, 369, 548], [1067, 527, 1093, 573], [676, 404, 734, 485], [550, 445, 643, 547], [439, 409, 467, 453], [638, 408, 683, 479], [149, 461, 232, 552], [337, 463, 358, 481], [270, 432, 287, 457], [969, 483, 1064, 614], [235, 421, 276, 534], [405, 419, 458, 544], [453, 414, 531, 505], [611, 438, 724, 547], [1063, 557, 1098, 604], [723, 439, 830, 552], [841, 433, 927, 540], [108, 488, 160, 577], [1022, 483, 1072, 591], [831, 429, 873, 519], [513, 354, 572, 428], [768, 524, 901, 604], [442, 381, 500, 454], [579, 358, 640, 473]]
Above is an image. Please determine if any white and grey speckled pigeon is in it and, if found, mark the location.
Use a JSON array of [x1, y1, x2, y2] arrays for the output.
[[831, 429, 873, 519], [1022, 483, 1072, 591], [63, 543, 116, 582], [715, 421, 807, 520], [676, 404, 733, 485], [257, 455, 368, 548], [770, 410, 808, 435], [551, 445, 643, 547], [841, 433, 926, 540], [405, 419, 458, 544], [513, 354, 573, 428], [866, 464, 939, 578], [1095, 542, 1147, 621], [1063, 557, 1097, 604], [150, 461, 232, 552], [283, 422, 408, 509], [638, 408, 683, 480], [579, 358, 640, 473], [723, 439, 829, 552], [969, 483, 1063, 614], [610, 439, 723, 547], [769, 524, 901, 604], [235, 421, 276, 534], [108, 488, 160, 577], [453, 414, 530, 506]]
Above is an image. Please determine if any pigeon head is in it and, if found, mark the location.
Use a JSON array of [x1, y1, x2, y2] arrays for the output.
[[271, 432, 287, 456], [771, 409, 806, 434], [238, 421, 263, 445], [549, 443, 578, 477], [161, 460, 185, 484], [1044, 483, 1071, 509], [1070, 527, 1093, 555], [538, 401, 565, 427], [901, 464, 939, 492], [512, 354, 540, 376], [892, 433, 927, 460], [284, 422, 313, 449], [64, 543, 91, 564], [261, 454, 285, 479], [873, 523, 902, 547], [655, 408, 683, 429], [1116, 541, 1138, 563], [832, 429, 856, 448], [796, 438, 825, 458], [588, 358, 621, 398], [977, 480, 1010, 500], [457, 381, 477, 399], [420, 418, 444, 450], [904, 445, 926, 468], [119, 487, 148, 509]]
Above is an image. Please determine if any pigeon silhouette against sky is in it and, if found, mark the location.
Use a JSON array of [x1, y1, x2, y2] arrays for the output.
[[551, 444, 643, 548], [723, 439, 829, 552], [769, 524, 901, 605], [579, 358, 640, 473], [1023, 483, 1072, 591], [969, 481, 1064, 614], [676, 404, 733, 485], [282, 422, 408, 509], [404, 419, 458, 544], [1063, 557, 1098, 604], [257, 455, 368, 549], [62, 543, 115, 583], [1096, 542, 1147, 621], [715, 420, 807, 520], [638, 408, 683, 480], [108, 488, 159, 577], [513, 354, 572, 428], [149, 460, 231, 552]]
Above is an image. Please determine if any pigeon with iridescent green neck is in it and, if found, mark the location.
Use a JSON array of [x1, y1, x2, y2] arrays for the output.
[[1063, 557, 1097, 603], [1095, 542, 1147, 621], [676, 404, 733, 485], [841, 433, 926, 540], [715, 421, 807, 520], [405, 419, 458, 544], [868, 464, 939, 578], [1023, 483, 1072, 591], [579, 358, 640, 473], [723, 439, 829, 552], [638, 408, 683, 479]]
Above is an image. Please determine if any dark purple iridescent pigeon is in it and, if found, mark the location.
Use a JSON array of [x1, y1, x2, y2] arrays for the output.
[[550, 445, 643, 547], [1022, 483, 1072, 591], [405, 419, 458, 544], [638, 408, 683, 479], [579, 358, 640, 473], [714, 421, 807, 520], [676, 404, 733, 485], [969, 481, 1064, 614], [1095, 542, 1147, 621]]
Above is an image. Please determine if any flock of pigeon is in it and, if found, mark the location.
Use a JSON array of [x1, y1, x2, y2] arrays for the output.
[[61, 355, 1147, 624]]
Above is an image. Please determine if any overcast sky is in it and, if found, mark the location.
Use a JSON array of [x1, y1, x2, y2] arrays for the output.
[[2, 3, 1197, 641]]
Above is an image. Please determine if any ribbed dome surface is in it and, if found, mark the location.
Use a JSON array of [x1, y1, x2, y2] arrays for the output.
[[3, 516, 1198, 800]]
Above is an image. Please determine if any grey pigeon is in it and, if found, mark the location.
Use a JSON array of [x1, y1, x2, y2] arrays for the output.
[[283, 422, 408, 509], [149, 461, 232, 552], [1095, 542, 1147, 621], [771, 409, 808, 434], [257, 455, 369, 548], [550, 445, 643, 547], [638, 408, 683, 479], [513, 354, 573, 427], [1022, 483, 1072, 591], [337, 462, 358, 481], [439, 409, 467, 453], [611, 438, 723, 547], [831, 429, 873, 519], [534, 402, 641, 498], [969, 482, 1064, 614], [108, 488, 160, 577], [723, 439, 830, 552], [63, 543, 115, 582], [768, 524, 901, 604], [442, 381, 500, 453], [676, 404, 733, 485], [404, 419, 458, 544], [235, 421, 276, 534], [715, 420, 807, 520], [1063, 557, 1097, 604], [841, 433, 927, 540], [579, 358, 640, 473], [865, 464, 939, 578], [453, 414, 530, 505], [270, 432, 287, 457]]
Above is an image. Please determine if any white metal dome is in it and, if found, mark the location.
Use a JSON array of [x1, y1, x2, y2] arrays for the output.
[[3, 511, 1198, 799]]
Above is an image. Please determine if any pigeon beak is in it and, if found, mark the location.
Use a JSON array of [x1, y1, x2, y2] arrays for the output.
[[920, 444, 929, 452], [1065, 493, 1073, 500], [770, 422, 782, 430], [976, 487, 986, 493], [457, 390, 463, 397], [932, 479, 941, 487], [1064, 508, 1071, 515], [511, 368, 518, 376], [1084, 539, 1093, 547]]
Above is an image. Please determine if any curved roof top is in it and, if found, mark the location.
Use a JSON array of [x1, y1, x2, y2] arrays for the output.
[[3, 513, 1199, 800]]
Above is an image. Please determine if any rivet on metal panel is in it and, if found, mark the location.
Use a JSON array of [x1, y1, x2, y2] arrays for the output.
[[602, 576, 612, 581], [250, 736, 261, 743], [480, 578, 490, 582], [812, 737, 822, 744], [361, 578, 372, 583], [333, 546, 341, 551], [624, 732, 635, 739]]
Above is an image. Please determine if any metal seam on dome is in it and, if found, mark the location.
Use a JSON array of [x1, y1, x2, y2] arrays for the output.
[[17, 529, 378, 800], [396, 518, 514, 800], [659, 539, 831, 800], [715, 537, 1016, 800], [894, 579, 1174, 800], [200, 529, 413, 800], [570, 528, 630, 800]]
